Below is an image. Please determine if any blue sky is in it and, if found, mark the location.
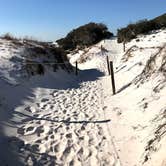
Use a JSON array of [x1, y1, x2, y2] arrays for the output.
[[0, 0, 165, 41]]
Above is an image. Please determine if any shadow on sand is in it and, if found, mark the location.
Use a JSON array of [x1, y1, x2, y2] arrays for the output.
[[0, 68, 104, 165], [12, 112, 111, 125]]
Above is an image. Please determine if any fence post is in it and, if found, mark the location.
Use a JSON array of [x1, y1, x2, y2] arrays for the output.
[[123, 41, 126, 52], [75, 61, 78, 75], [110, 61, 116, 95], [107, 56, 111, 75]]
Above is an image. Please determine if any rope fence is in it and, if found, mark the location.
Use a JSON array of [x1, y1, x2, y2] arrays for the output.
[[22, 62, 71, 65]]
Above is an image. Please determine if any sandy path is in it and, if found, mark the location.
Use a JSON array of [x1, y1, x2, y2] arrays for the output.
[[16, 59, 118, 165]]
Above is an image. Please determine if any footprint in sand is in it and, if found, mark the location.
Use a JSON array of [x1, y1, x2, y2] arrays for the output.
[[35, 139, 42, 144], [103, 106, 107, 110], [66, 133, 72, 139], [18, 126, 36, 136], [60, 146, 72, 161], [53, 144, 60, 153], [50, 134, 55, 140], [41, 98, 49, 102], [113, 107, 122, 116], [25, 126, 36, 135], [25, 106, 36, 113], [36, 126, 45, 136], [17, 127, 25, 135], [81, 125, 86, 131], [31, 144, 40, 152], [77, 147, 84, 156], [41, 104, 48, 110]]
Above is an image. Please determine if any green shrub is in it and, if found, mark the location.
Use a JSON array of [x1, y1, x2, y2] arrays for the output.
[[57, 22, 113, 51], [154, 13, 166, 28], [117, 13, 166, 43]]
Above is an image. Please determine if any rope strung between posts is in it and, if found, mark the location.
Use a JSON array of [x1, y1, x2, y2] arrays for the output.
[[15, 57, 71, 65], [22, 62, 71, 65]]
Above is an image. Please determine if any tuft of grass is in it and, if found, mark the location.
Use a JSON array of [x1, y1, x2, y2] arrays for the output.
[[143, 108, 166, 163], [135, 45, 166, 85]]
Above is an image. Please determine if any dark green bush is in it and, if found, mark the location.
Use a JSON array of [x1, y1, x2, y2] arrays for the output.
[[2, 33, 15, 40], [57, 22, 113, 51], [154, 13, 166, 28], [117, 13, 166, 43], [1, 33, 18, 41]]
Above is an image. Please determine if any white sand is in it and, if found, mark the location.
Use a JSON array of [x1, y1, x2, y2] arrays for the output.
[[0, 30, 166, 165]]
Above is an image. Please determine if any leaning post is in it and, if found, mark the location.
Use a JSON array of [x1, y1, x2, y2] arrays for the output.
[[110, 61, 116, 95], [75, 61, 78, 76], [106, 56, 111, 75], [123, 41, 126, 52]]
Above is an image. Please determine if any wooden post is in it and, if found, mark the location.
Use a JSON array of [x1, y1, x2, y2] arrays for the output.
[[75, 61, 78, 75], [123, 41, 126, 52], [106, 56, 111, 75], [110, 61, 116, 95]]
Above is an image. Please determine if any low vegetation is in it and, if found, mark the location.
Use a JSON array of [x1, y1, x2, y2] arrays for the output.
[[143, 108, 166, 163], [117, 13, 166, 43], [134, 45, 166, 91], [24, 45, 73, 76], [1, 33, 16, 40]]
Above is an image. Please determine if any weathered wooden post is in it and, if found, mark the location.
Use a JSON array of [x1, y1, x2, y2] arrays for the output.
[[106, 56, 111, 75], [123, 41, 126, 52], [75, 61, 78, 75], [110, 61, 116, 95]]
